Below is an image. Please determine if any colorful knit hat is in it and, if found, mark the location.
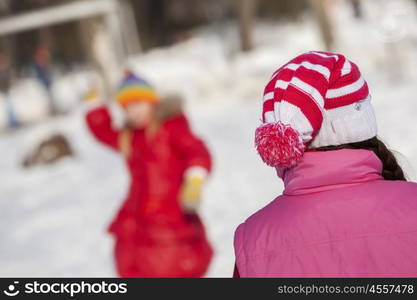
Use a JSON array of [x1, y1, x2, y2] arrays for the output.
[[255, 51, 378, 168], [116, 71, 159, 107]]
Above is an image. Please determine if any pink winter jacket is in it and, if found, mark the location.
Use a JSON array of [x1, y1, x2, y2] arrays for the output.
[[234, 149, 417, 277]]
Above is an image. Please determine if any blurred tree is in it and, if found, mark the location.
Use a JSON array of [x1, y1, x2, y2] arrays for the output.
[[258, 0, 309, 21], [131, 0, 215, 50], [309, 0, 334, 51], [0, 51, 11, 92], [129, 0, 309, 51], [350, 0, 363, 19], [236, 0, 258, 52]]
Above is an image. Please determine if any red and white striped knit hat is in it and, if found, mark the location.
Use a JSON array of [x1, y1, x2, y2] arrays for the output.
[[255, 51, 378, 168]]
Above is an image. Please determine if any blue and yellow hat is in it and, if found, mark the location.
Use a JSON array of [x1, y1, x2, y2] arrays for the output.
[[116, 71, 159, 108]]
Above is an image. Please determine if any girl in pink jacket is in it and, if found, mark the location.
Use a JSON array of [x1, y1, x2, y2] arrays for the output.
[[234, 51, 417, 277]]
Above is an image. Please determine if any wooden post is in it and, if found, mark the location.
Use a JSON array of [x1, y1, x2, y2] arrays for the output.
[[78, 17, 120, 100], [118, 0, 142, 56]]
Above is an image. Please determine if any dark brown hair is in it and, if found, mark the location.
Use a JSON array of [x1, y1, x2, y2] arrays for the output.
[[311, 136, 407, 181]]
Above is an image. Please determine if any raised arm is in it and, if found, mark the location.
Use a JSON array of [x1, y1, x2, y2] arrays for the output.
[[85, 106, 120, 151]]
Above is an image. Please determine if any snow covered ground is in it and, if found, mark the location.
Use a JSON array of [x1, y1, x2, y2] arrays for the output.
[[1, 0, 417, 277]]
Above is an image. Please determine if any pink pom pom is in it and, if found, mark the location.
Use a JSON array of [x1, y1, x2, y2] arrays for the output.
[[255, 121, 305, 168]]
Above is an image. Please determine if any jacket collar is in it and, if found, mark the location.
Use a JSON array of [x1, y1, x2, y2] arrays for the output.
[[279, 149, 383, 195]]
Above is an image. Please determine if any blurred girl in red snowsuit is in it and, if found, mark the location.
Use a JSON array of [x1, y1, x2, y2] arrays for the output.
[[85, 73, 213, 277]]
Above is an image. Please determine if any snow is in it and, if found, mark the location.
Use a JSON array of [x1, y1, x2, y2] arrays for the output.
[[3, 79, 50, 126], [1, 0, 417, 277], [0, 70, 99, 129]]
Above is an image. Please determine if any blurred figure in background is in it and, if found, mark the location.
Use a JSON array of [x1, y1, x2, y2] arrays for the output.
[[32, 44, 56, 115], [0, 51, 18, 128], [85, 72, 213, 277]]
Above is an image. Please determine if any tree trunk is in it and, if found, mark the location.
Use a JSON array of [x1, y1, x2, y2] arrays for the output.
[[237, 0, 257, 52], [350, 0, 362, 19], [309, 0, 334, 51]]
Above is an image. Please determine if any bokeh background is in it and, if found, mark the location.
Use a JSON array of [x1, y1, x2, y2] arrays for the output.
[[1, 0, 417, 277]]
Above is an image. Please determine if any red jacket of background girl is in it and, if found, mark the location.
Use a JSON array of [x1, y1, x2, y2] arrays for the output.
[[85, 105, 213, 277]]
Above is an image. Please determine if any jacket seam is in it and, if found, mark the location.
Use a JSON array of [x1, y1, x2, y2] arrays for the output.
[[283, 178, 384, 196]]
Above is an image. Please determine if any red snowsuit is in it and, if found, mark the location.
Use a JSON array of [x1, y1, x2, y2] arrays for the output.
[[86, 106, 213, 277]]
